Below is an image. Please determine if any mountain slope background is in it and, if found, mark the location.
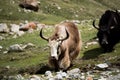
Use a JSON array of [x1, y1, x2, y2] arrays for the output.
[[0, 0, 120, 24]]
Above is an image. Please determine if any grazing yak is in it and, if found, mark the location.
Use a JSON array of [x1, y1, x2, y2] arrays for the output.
[[93, 10, 120, 52], [40, 22, 82, 71]]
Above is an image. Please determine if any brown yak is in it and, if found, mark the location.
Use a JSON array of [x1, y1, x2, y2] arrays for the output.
[[40, 22, 82, 71]]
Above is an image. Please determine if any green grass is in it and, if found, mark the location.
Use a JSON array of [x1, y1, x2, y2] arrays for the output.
[[0, 0, 120, 24], [0, 0, 120, 76], [0, 20, 120, 75]]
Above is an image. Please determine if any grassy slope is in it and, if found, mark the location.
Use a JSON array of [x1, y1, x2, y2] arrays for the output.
[[0, 0, 120, 24], [0, 0, 120, 75]]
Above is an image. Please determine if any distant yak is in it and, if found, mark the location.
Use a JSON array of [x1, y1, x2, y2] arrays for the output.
[[93, 10, 120, 52], [40, 22, 82, 71]]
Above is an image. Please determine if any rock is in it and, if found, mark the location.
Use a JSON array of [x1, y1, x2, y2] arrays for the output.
[[16, 74, 24, 80], [67, 68, 81, 74], [19, 22, 37, 31], [13, 34, 18, 38], [22, 43, 35, 49], [56, 71, 68, 78], [67, 68, 81, 79], [27, 43, 35, 47], [19, 0, 39, 12], [29, 75, 42, 80], [5, 65, 10, 69], [45, 71, 53, 78], [36, 24, 45, 31], [8, 44, 24, 52], [96, 63, 108, 69], [85, 41, 98, 48], [0, 36, 5, 40], [0, 23, 9, 33], [86, 76, 93, 80], [10, 24, 20, 33], [17, 31, 25, 36], [55, 74, 63, 80], [3, 51, 8, 54], [0, 45, 3, 49], [28, 28, 34, 33]]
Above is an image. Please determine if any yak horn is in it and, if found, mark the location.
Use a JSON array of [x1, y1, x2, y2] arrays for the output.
[[59, 28, 69, 42], [40, 28, 49, 41], [93, 20, 99, 30]]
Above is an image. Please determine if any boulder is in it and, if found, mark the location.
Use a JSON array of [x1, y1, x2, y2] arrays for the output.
[[19, 0, 40, 12], [8, 44, 24, 52]]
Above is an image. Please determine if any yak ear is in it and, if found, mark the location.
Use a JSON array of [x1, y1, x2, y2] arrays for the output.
[[92, 20, 99, 30]]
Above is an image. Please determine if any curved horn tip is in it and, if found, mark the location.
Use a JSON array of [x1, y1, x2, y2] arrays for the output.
[[40, 28, 49, 41], [59, 29, 69, 41], [92, 20, 99, 30]]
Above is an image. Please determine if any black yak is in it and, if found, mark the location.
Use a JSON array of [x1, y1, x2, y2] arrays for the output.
[[93, 10, 120, 52]]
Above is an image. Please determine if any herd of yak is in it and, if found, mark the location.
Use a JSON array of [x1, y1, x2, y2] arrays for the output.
[[39, 10, 120, 71]]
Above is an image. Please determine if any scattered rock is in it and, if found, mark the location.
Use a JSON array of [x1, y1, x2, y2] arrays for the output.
[[3, 51, 8, 54], [8, 44, 24, 52], [0, 45, 3, 49], [85, 41, 98, 49], [5, 65, 10, 70], [22, 43, 35, 49], [10, 24, 20, 33], [29, 75, 42, 80], [17, 31, 25, 36], [19, 0, 40, 12], [45, 71, 53, 79], [0, 23, 9, 33], [12, 34, 18, 38], [96, 63, 109, 69], [67, 68, 81, 74], [36, 23, 45, 31], [19, 22, 37, 31], [0, 36, 5, 40], [16, 74, 24, 80]]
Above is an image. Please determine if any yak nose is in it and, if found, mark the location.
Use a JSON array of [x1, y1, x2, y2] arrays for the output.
[[51, 56, 56, 59]]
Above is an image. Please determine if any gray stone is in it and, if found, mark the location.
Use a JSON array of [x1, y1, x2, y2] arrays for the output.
[[96, 63, 108, 69], [29, 75, 42, 80], [8, 44, 24, 52], [45, 71, 53, 78], [0, 45, 3, 49], [0, 36, 5, 40], [10, 24, 20, 33], [67, 68, 81, 74], [0, 23, 9, 33], [17, 31, 25, 36]]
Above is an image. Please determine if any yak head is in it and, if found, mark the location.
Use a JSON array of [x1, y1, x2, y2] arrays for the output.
[[40, 28, 69, 60]]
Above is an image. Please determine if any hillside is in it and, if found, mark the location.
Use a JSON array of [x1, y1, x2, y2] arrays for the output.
[[0, 0, 120, 24], [0, 0, 120, 79]]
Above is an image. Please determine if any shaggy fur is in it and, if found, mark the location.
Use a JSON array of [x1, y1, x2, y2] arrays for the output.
[[40, 22, 82, 71], [93, 10, 120, 52]]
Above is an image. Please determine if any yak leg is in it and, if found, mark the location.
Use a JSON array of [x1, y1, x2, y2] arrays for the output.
[[59, 48, 71, 71], [70, 45, 81, 61], [49, 58, 59, 71]]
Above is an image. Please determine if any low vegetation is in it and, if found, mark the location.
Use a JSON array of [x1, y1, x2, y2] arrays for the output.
[[0, 0, 120, 77]]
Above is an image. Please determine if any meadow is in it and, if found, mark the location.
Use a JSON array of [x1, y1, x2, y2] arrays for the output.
[[0, 0, 120, 76]]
